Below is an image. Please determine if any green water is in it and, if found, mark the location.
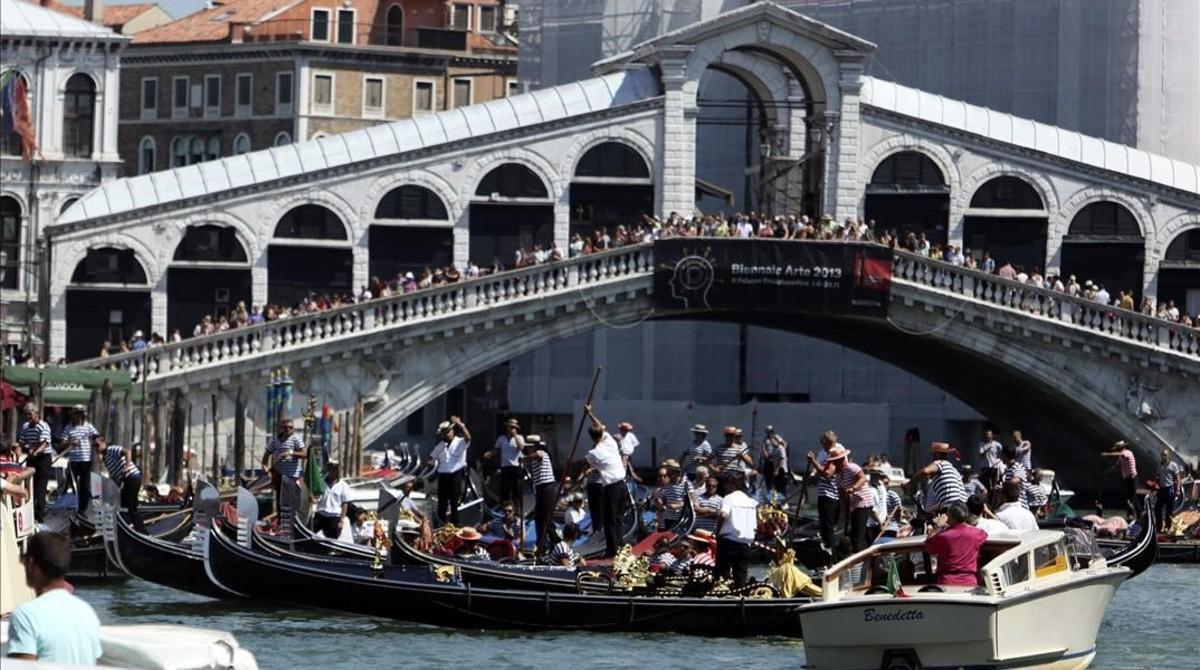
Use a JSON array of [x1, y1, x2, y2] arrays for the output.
[[76, 564, 1197, 669]]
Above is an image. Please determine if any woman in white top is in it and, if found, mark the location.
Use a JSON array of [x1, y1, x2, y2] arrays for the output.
[[314, 463, 351, 539]]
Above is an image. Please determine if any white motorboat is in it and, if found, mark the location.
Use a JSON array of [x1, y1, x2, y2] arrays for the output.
[[798, 530, 1129, 670]]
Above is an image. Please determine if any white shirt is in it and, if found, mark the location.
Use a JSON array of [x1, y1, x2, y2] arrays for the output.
[[494, 434, 523, 467], [585, 432, 626, 485], [718, 489, 758, 543], [619, 431, 639, 458], [973, 517, 1015, 538], [870, 483, 888, 524], [316, 479, 351, 517], [995, 502, 1038, 532], [566, 506, 586, 525], [432, 436, 469, 474]]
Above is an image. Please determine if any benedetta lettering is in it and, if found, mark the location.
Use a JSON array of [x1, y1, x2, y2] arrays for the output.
[[863, 607, 924, 622]]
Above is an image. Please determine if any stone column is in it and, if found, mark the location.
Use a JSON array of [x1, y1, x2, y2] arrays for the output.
[[453, 207, 470, 269], [828, 51, 867, 222], [657, 49, 697, 218]]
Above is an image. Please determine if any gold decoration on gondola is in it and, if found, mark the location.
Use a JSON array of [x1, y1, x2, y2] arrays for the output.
[[757, 503, 788, 527], [609, 544, 652, 588], [433, 565, 456, 583], [370, 512, 391, 571]]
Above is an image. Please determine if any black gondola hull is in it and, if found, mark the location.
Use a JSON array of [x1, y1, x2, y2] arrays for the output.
[[112, 512, 226, 599]]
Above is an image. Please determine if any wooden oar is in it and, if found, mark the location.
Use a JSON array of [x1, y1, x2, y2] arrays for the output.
[[541, 367, 601, 553]]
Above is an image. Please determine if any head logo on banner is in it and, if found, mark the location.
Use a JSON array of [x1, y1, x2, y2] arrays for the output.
[[653, 239, 893, 317]]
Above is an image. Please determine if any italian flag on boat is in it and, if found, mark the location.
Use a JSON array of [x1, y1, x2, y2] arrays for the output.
[[887, 555, 908, 598]]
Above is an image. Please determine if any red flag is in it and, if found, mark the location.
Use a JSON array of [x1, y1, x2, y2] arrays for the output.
[[12, 77, 38, 161]]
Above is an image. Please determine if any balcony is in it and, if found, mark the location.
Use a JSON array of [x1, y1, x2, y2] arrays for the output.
[[236, 19, 509, 55]]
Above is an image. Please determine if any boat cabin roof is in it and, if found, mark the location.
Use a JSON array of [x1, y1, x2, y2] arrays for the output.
[[824, 530, 1063, 577]]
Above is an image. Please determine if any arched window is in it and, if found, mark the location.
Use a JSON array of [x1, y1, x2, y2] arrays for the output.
[[205, 136, 220, 161], [475, 163, 549, 199], [63, 73, 96, 158], [1, 196, 21, 290], [189, 136, 205, 164], [138, 136, 156, 175], [59, 197, 79, 216], [375, 185, 449, 220], [273, 131, 292, 146], [1164, 229, 1200, 263], [386, 5, 404, 46], [171, 136, 187, 167], [969, 176, 1043, 210], [274, 204, 347, 240], [233, 133, 251, 155], [173, 225, 249, 263], [869, 151, 946, 190], [1067, 202, 1141, 238], [1, 71, 31, 157], [574, 142, 650, 179], [70, 247, 148, 284]]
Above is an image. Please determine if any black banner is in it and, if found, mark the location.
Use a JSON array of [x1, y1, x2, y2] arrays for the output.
[[653, 239, 892, 317]]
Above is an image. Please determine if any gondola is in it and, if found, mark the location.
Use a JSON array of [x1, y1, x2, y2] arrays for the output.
[[1097, 536, 1198, 563], [70, 506, 193, 582], [390, 529, 582, 591], [575, 484, 648, 559], [1040, 494, 1159, 576], [204, 523, 811, 637]]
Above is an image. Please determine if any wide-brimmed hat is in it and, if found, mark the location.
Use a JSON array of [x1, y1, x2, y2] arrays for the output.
[[618, 421, 634, 431], [1112, 439, 1128, 449], [503, 418, 520, 429], [70, 404, 87, 414], [456, 527, 482, 542], [525, 434, 542, 445], [662, 458, 681, 469], [930, 442, 954, 453], [688, 529, 715, 544], [723, 426, 739, 436], [437, 421, 452, 432], [826, 445, 850, 461], [691, 424, 708, 434], [765, 425, 775, 433]]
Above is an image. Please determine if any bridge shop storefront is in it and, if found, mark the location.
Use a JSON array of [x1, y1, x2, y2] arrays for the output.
[[65, 247, 151, 361], [1061, 202, 1145, 301], [864, 151, 950, 247], [268, 205, 353, 307], [569, 142, 654, 241], [469, 163, 555, 268], [962, 176, 1048, 272], [167, 225, 252, 335], [369, 185, 454, 283], [1158, 228, 1200, 315]]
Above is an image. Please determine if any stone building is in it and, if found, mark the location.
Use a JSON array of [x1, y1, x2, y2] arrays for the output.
[[46, 0, 174, 36], [0, 0, 127, 361]]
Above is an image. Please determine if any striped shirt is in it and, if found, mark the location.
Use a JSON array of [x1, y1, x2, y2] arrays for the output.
[[1118, 449, 1137, 478], [650, 551, 676, 571], [659, 481, 689, 522], [924, 460, 967, 513], [1024, 482, 1048, 509], [487, 517, 518, 539], [694, 492, 722, 533], [884, 489, 902, 533], [1003, 461, 1028, 484], [1158, 461, 1183, 489], [102, 445, 140, 483], [767, 439, 788, 472], [548, 540, 580, 566], [1015, 440, 1032, 469], [267, 433, 306, 479], [60, 422, 99, 462], [682, 440, 712, 474], [714, 443, 750, 472], [965, 478, 988, 500], [837, 462, 874, 510], [19, 420, 52, 456], [528, 450, 555, 487], [979, 440, 1002, 469], [815, 449, 840, 500]]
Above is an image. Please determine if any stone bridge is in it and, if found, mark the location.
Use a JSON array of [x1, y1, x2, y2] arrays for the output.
[[72, 241, 1200, 480]]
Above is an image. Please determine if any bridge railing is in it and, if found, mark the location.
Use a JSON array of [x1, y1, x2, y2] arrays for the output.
[[72, 245, 656, 381], [893, 251, 1200, 360]]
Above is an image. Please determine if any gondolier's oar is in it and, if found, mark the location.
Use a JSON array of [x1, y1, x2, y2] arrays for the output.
[[540, 368, 602, 553]]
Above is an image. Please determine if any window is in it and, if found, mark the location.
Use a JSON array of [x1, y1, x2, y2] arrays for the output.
[[385, 5, 403, 45], [189, 136, 204, 164], [233, 133, 250, 155], [336, 9, 355, 44], [312, 73, 333, 113], [63, 73, 96, 158], [205, 137, 220, 161], [1, 72, 28, 156], [1, 196, 20, 290], [506, 78, 520, 97], [452, 78, 472, 108], [311, 8, 330, 41], [1000, 555, 1030, 588], [413, 80, 434, 115], [172, 76, 189, 116], [204, 75, 221, 117], [140, 77, 157, 118], [275, 72, 293, 114], [479, 5, 496, 32], [137, 136, 156, 175], [235, 73, 252, 116], [170, 136, 187, 167], [363, 76, 384, 117], [59, 198, 78, 216], [273, 131, 292, 146], [450, 4, 471, 30]]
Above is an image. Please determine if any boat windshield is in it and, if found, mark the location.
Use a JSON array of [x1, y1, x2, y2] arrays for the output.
[[833, 546, 934, 594]]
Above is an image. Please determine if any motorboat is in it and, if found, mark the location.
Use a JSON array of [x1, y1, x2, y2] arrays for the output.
[[797, 531, 1130, 670]]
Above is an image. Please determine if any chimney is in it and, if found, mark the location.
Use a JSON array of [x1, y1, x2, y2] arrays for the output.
[[84, 0, 105, 24]]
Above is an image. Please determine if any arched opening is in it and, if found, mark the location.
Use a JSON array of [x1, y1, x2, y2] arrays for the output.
[[233, 133, 251, 155], [370, 185, 453, 282], [385, 5, 404, 46], [1158, 228, 1200, 316], [963, 176, 1048, 272], [864, 151, 950, 247], [1, 71, 30, 157], [273, 131, 292, 147], [269, 204, 352, 306], [569, 141, 653, 244], [1061, 202, 1145, 302], [168, 225, 253, 335], [63, 73, 96, 158], [1, 196, 21, 290], [138, 136, 156, 175], [58, 198, 78, 217], [66, 247, 151, 361], [694, 67, 769, 215], [469, 164, 553, 267]]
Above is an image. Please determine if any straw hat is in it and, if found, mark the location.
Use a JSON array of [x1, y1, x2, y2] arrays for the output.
[[437, 421, 452, 432], [456, 527, 482, 542], [930, 442, 953, 453], [70, 404, 87, 414], [687, 529, 716, 544], [525, 434, 542, 445], [618, 421, 634, 431], [691, 424, 708, 434], [826, 445, 850, 461], [504, 418, 521, 429], [723, 426, 739, 436]]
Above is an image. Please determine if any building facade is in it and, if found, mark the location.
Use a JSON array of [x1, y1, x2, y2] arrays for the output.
[[116, 0, 518, 179], [0, 0, 127, 361]]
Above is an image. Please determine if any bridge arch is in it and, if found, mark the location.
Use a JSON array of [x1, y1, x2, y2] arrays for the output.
[[63, 244, 154, 360], [361, 171, 463, 224], [567, 138, 655, 242], [466, 156, 558, 268], [861, 141, 959, 248], [258, 190, 361, 253], [268, 204, 354, 307], [1060, 198, 1147, 301], [961, 171, 1053, 273], [364, 180, 455, 285], [1154, 212, 1200, 314], [167, 224, 254, 336]]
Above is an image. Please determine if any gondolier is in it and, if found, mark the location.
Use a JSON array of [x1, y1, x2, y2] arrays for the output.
[[523, 435, 556, 553], [716, 470, 757, 587], [583, 405, 625, 558], [1102, 440, 1139, 517], [18, 404, 52, 521], [910, 442, 968, 527], [262, 418, 306, 516], [617, 422, 642, 484], [807, 431, 843, 552], [60, 405, 99, 514], [99, 438, 144, 531], [485, 419, 524, 506], [978, 429, 1002, 501], [681, 424, 712, 480], [429, 416, 471, 525]]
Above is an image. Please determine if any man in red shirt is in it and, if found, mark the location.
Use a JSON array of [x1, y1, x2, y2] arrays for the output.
[[924, 501, 987, 586]]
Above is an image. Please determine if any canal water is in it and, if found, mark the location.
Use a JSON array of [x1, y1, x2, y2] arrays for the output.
[[78, 564, 1197, 669]]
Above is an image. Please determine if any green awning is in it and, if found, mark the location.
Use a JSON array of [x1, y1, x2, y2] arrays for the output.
[[1, 365, 139, 406]]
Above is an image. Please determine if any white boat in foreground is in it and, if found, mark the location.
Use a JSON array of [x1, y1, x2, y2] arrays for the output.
[[798, 530, 1128, 670]]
